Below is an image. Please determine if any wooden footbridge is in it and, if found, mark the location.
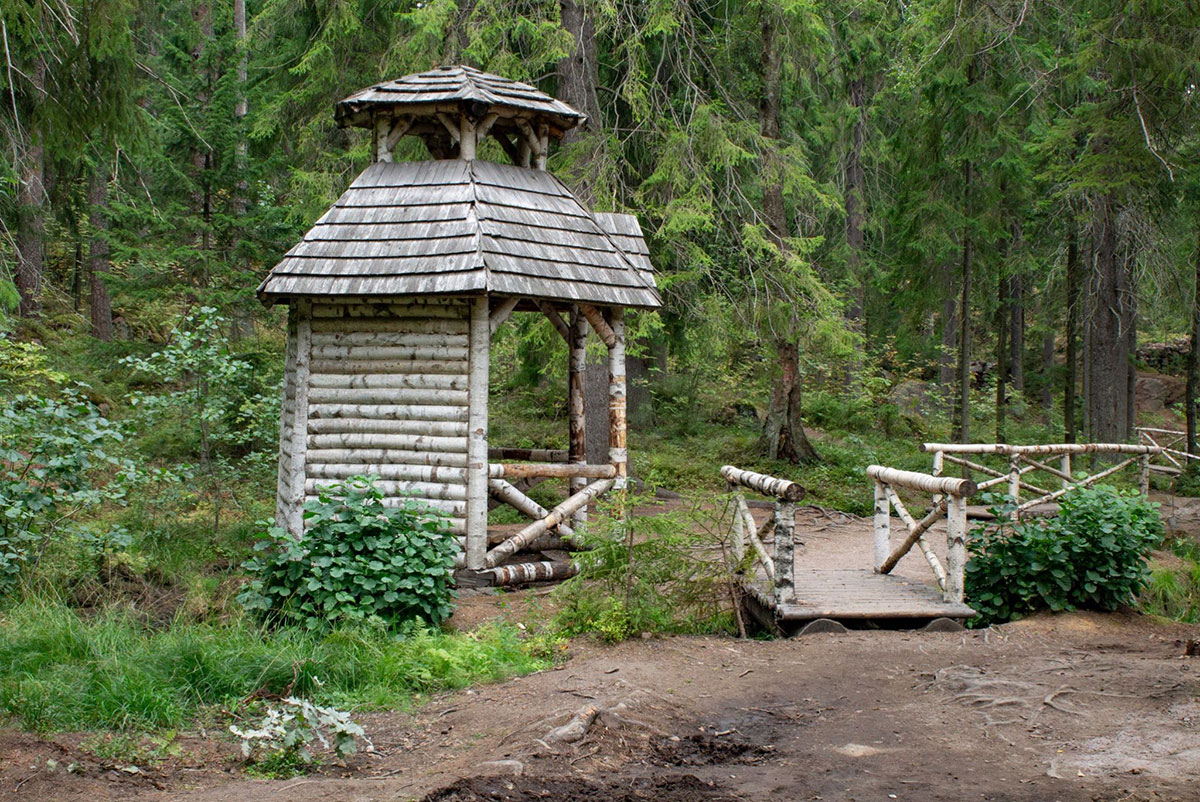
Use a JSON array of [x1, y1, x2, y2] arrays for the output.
[[724, 437, 1188, 633]]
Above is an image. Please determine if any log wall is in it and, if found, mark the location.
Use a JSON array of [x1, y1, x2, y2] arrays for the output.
[[276, 299, 472, 537]]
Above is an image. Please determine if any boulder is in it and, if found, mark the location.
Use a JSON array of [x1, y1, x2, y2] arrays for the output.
[[887, 379, 941, 421], [1135, 372, 1186, 412]]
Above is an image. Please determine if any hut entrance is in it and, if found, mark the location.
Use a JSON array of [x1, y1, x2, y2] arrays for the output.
[[258, 66, 660, 586]]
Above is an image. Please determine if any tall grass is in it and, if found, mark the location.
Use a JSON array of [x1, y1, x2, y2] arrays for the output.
[[0, 600, 548, 732]]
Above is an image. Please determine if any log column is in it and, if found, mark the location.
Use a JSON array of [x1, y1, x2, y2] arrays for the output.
[[286, 301, 312, 536], [608, 307, 627, 487], [568, 306, 588, 526], [466, 296, 490, 570]]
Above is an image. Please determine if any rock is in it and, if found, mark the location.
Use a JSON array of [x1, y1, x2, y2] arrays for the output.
[[921, 617, 965, 632], [1135, 372, 1186, 412], [798, 618, 849, 635]]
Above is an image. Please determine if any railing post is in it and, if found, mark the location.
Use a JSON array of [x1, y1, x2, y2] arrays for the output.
[[1139, 453, 1150, 496], [1060, 453, 1071, 490], [931, 450, 944, 505], [944, 493, 967, 604], [728, 484, 745, 562], [873, 479, 890, 572], [773, 499, 796, 608], [1008, 455, 1021, 505]]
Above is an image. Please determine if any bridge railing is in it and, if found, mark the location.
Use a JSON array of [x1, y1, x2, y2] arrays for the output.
[[867, 466, 976, 604], [921, 442, 1164, 519], [1135, 427, 1199, 478], [721, 465, 804, 609]]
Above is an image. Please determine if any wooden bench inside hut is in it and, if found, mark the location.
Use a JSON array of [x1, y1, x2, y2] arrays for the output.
[[258, 66, 661, 586]]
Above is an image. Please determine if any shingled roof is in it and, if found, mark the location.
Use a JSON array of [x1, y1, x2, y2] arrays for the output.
[[258, 159, 661, 309], [335, 65, 585, 132]]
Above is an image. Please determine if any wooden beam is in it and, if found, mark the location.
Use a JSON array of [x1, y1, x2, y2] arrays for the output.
[[568, 306, 588, 528], [493, 131, 523, 166], [608, 308, 627, 487], [538, 301, 570, 341], [436, 112, 462, 143], [287, 300, 312, 536], [385, 116, 413, 152], [465, 296, 489, 570], [486, 478, 613, 567], [485, 560, 577, 586], [490, 463, 615, 480], [489, 296, 520, 334], [866, 465, 975, 497], [773, 500, 797, 608], [486, 478, 574, 539], [719, 465, 804, 502], [579, 304, 616, 348]]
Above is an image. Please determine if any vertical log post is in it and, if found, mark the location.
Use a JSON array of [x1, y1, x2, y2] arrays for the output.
[[466, 296, 490, 570], [568, 306, 588, 528], [1139, 453, 1150, 496], [1060, 454, 1072, 490], [931, 449, 944, 505], [1008, 455, 1021, 505], [773, 500, 796, 607], [608, 308, 627, 488], [287, 300, 312, 537], [944, 494, 967, 604], [873, 479, 890, 572], [728, 484, 746, 562]]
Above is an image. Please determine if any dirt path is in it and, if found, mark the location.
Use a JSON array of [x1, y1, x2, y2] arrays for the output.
[[3, 612, 1198, 802]]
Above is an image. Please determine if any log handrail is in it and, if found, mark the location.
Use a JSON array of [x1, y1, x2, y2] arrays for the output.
[[870, 465, 972, 604], [921, 442, 1159, 456], [488, 463, 616, 480], [721, 465, 800, 609]]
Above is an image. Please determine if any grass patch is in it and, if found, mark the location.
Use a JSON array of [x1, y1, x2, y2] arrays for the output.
[[0, 600, 549, 733]]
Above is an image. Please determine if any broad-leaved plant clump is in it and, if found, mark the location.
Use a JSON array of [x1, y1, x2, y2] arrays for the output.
[[239, 478, 457, 630], [965, 486, 1163, 625]]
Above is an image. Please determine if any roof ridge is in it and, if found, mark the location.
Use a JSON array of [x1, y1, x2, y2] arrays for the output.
[[467, 160, 487, 276]]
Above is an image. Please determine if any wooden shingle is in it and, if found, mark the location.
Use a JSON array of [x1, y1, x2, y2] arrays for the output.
[[258, 159, 661, 309]]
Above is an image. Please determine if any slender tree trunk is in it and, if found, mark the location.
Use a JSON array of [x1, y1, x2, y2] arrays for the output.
[[1064, 221, 1080, 442], [1085, 193, 1131, 443], [1008, 272, 1024, 393], [232, 0, 248, 217], [996, 272, 1009, 443], [760, 6, 817, 463], [1125, 249, 1138, 439], [1187, 228, 1200, 466], [1040, 332, 1054, 411], [191, 1, 213, 255], [15, 56, 47, 318], [88, 171, 114, 340], [557, 0, 601, 202], [939, 262, 958, 389], [844, 74, 867, 378], [953, 159, 973, 444]]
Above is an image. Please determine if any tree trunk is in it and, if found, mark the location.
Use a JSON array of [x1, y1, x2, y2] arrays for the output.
[[1064, 221, 1080, 442], [88, 171, 114, 341], [15, 56, 47, 318], [953, 159, 972, 444], [191, 1, 213, 254], [760, 6, 817, 463], [232, 0, 248, 217], [1008, 272, 1024, 393], [1085, 193, 1131, 443], [557, 0, 601, 199], [765, 341, 819, 463], [1187, 228, 1200, 466], [1040, 332, 1054, 411], [996, 272, 1009, 443], [844, 74, 867, 375], [939, 262, 958, 389]]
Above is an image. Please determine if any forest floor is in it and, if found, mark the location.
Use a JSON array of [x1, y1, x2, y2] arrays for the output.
[[2, 500, 1199, 802]]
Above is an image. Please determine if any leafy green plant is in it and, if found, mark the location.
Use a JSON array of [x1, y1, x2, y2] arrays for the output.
[[239, 478, 457, 631], [230, 695, 371, 771], [965, 486, 1164, 625], [0, 389, 136, 592], [554, 492, 745, 641]]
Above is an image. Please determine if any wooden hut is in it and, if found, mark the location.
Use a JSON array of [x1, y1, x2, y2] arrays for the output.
[[258, 66, 661, 584]]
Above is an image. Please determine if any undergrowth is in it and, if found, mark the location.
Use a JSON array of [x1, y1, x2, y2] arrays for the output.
[[0, 600, 549, 732]]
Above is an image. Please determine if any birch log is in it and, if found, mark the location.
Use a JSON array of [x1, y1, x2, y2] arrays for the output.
[[773, 501, 796, 608], [608, 308, 627, 488], [489, 463, 615, 480], [309, 403, 468, 421], [466, 296, 489, 571], [944, 494, 967, 603], [865, 465, 975, 497], [580, 303, 616, 347], [538, 301, 570, 341], [873, 480, 890, 572], [719, 466, 804, 502], [568, 306, 588, 527], [486, 479, 613, 568], [486, 478, 575, 538], [485, 561, 578, 586], [287, 301, 312, 535]]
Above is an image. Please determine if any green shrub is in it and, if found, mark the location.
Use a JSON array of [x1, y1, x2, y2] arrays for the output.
[[239, 478, 457, 631], [965, 486, 1163, 625], [554, 493, 744, 641]]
